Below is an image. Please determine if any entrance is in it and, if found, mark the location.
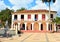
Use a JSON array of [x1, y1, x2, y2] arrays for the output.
[[34, 22, 39, 30], [20, 23, 25, 30], [41, 24, 43, 30], [27, 23, 32, 30], [48, 24, 52, 31]]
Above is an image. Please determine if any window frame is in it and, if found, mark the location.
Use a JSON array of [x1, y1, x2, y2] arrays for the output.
[[14, 15, 17, 20], [21, 15, 24, 19], [42, 14, 45, 20], [35, 14, 38, 21], [50, 14, 53, 18], [28, 14, 31, 19]]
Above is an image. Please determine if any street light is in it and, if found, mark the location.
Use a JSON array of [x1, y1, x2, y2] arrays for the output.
[[42, 0, 56, 31], [42, 0, 56, 19]]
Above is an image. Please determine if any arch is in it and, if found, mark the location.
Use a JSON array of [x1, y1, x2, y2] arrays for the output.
[[13, 22, 18, 26], [48, 24, 52, 31], [20, 23, 25, 30], [41, 24, 43, 30], [27, 22, 32, 30], [14, 22, 18, 25], [13, 22, 18, 29], [34, 22, 39, 30], [41, 22, 46, 31]]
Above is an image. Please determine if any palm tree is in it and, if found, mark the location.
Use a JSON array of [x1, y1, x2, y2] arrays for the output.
[[42, 0, 56, 31], [42, 0, 56, 22], [42, 0, 56, 19]]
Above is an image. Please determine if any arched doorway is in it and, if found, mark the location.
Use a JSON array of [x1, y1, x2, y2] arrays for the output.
[[48, 24, 52, 31], [27, 23, 32, 30], [41, 24, 43, 30], [13, 22, 18, 29], [34, 22, 39, 30], [20, 23, 25, 30], [41, 23, 46, 31]]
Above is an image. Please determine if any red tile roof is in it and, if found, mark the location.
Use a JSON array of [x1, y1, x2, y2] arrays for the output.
[[12, 10, 57, 14]]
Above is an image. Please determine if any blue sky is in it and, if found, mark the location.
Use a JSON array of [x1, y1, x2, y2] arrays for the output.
[[0, 0, 60, 16], [3, 0, 13, 8]]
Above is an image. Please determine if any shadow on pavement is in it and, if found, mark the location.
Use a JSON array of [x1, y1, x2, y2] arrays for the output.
[[0, 29, 24, 38]]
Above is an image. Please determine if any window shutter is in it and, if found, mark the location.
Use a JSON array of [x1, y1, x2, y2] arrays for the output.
[[28, 14, 31, 19], [42, 14, 45, 20]]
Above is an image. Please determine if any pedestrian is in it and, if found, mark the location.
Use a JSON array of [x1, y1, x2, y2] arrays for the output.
[[18, 30, 21, 37]]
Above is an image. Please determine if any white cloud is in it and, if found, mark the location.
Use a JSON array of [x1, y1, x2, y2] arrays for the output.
[[0, 0, 60, 13], [9, 0, 34, 10], [0, 0, 11, 11], [50, 0, 60, 11], [0, 1, 6, 10], [30, 0, 48, 10], [30, 0, 60, 11]]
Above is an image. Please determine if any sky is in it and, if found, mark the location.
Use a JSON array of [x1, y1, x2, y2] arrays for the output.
[[0, 0, 60, 16]]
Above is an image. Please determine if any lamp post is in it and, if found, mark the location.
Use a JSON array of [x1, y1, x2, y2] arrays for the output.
[[42, 0, 56, 18], [42, 0, 56, 31]]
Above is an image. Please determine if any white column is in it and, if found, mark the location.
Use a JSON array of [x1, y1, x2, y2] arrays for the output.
[[54, 23, 56, 31], [12, 14, 14, 21], [18, 23, 20, 30], [16, 25, 18, 35], [25, 22, 27, 31], [12, 15, 14, 29], [31, 14, 34, 21], [20, 14, 21, 21], [46, 23, 48, 31], [14, 24, 16, 30], [32, 23, 34, 31], [11, 22, 13, 28], [24, 14, 27, 21], [38, 14, 42, 21], [39, 23, 41, 31], [18, 14, 21, 21], [45, 14, 48, 21]]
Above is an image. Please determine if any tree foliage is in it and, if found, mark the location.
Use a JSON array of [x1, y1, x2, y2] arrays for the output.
[[55, 17, 60, 24], [0, 8, 14, 27], [0, 7, 26, 28], [42, 0, 56, 3], [16, 8, 26, 11]]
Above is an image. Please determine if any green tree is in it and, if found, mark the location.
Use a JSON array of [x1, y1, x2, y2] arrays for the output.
[[16, 8, 26, 11], [0, 8, 14, 28], [55, 17, 60, 24], [51, 17, 60, 24]]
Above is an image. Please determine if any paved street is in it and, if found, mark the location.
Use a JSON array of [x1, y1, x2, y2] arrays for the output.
[[0, 33, 60, 42]]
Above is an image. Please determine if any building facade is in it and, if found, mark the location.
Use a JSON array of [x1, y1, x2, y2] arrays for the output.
[[11, 10, 57, 32]]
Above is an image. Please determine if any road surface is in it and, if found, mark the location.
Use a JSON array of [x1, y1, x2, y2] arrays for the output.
[[0, 33, 60, 42]]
